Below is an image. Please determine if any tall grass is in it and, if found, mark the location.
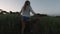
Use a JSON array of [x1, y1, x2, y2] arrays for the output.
[[0, 14, 60, 34]]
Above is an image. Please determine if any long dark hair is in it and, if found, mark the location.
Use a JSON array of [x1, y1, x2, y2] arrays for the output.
[[23, 1, 30, 10]]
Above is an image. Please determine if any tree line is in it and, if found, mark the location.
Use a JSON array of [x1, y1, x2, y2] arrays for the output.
[[0, 9, 48, 17]]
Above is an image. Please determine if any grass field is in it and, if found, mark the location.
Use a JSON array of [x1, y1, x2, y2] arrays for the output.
[[0, 14, 60, 34]]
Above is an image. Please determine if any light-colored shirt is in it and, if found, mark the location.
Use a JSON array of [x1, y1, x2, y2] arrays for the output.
[[20, 6, 35, 17]]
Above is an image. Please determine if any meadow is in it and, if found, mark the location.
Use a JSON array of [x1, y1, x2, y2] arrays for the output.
[[0, 14, 60, 34]]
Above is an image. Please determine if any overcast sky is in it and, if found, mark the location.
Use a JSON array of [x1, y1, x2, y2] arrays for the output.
[[0, 0, 60, 16]]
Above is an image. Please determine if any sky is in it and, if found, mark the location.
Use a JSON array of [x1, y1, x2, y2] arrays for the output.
[[0, 0, 60, 16]]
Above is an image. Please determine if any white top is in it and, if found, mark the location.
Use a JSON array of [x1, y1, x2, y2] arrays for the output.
[[20, 6, 35, 17]]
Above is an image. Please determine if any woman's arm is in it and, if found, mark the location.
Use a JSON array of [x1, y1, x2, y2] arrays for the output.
[[30, 6, 36, 15], [20, 7, 23, 14], [20, 10, 22, 14]]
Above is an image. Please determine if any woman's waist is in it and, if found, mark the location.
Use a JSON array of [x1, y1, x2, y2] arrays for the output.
[[22, 15, 31, 17]]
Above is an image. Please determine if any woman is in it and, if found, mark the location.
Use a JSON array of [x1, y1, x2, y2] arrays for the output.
[[20, 0, 36, 34]]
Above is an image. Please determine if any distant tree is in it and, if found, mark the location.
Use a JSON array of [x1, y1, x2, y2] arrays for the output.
[[56, 16, 60, 18], [0, 9, 3, 11], [0, 9, 9, 14], [15, 12, 19, 14], [34, 13, 41, 16], [40, 14, 47, 16], [9, 11, 13, 14], [0, 9, 3, 14], [9, 11, 20, 15], [0, 11, 9, 14], [9, 11, 16, 14], [33, 13, 47, 17], [38, 13, 47, 16]]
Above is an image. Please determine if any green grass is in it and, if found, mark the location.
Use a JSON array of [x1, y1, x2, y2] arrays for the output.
[[0, 14, 60, 34]]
